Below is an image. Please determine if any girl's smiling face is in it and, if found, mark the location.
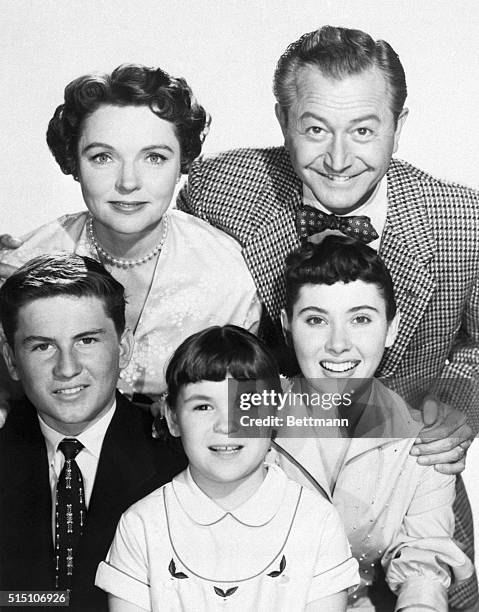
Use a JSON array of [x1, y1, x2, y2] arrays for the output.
[[166, 378, 272, 507], [282, 280, 399, 386]]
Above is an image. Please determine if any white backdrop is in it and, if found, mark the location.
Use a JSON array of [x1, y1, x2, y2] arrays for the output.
[[2, 0, 479, 235], [2, 0, 478, 566]]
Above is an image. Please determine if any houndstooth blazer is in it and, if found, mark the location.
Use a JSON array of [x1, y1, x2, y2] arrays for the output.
[[177, 146, 479, 432]]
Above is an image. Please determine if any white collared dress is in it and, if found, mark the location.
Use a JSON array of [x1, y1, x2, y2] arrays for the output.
[[96, 464, 358, 611]]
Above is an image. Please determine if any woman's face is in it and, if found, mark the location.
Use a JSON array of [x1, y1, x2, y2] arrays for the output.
[[282, 280, 398, 387], [76, 104, 181, 237]]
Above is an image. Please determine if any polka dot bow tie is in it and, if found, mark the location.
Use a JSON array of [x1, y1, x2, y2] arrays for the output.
[[296, 205, 379, 244]]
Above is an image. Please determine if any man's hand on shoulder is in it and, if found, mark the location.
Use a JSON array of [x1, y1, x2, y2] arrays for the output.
[[410, 396, 473, 474]]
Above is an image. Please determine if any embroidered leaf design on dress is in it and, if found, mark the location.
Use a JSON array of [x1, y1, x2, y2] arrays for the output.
[[168, 558, 188, 579], [267, 555, 286, 577], [214, 586, 238, 598]]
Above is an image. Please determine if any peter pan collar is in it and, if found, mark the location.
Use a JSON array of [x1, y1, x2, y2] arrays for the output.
[[171, 464, 288, 527]]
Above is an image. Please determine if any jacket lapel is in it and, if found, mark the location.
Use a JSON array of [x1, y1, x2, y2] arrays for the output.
[[78, 395, 158, 552], [72, 395, 162, 610], [243, 156, 302, 322], [378, 160, 436, 377]]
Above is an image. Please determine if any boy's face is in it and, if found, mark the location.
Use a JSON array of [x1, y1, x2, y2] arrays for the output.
[[282, 280, 398, 383], [166, 379, 271, 503], [3, 295, 132, 435]]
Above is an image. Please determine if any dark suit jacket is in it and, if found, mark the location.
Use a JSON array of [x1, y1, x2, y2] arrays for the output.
[[0, 392, 186, 612]]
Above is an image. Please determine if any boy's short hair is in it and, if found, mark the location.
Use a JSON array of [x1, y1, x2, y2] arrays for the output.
[[0, 253, 126, 346], [284, 235, 397, 321]]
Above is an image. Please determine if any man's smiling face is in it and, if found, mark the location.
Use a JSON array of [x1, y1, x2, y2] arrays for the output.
[[277, 66, 407, 214]]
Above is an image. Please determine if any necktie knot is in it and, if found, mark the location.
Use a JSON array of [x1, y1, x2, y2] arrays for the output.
[[58, 438, 83, 461]]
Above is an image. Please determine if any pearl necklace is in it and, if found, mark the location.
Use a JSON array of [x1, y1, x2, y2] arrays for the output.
[[87, 215, 168, 268]]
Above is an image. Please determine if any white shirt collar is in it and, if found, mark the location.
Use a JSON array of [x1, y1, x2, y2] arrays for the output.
[[302, 177, 388, 251], [38, 401, 116, 466], [171, 463, 287, 527]]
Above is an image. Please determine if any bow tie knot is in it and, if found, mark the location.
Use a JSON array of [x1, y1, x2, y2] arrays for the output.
[[326, 214, 342, 231], [296, 205, 379, 244]]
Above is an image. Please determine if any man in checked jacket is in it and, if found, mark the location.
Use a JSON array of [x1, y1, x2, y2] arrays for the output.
[[177, 26, 479, 610]]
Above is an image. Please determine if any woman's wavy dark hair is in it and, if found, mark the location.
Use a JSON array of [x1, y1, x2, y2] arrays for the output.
[[47, 63, 210, 178]]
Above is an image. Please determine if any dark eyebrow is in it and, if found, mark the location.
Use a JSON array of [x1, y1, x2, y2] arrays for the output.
[[141, 145, 174, 154], [21, 328, 106, 346], [299, 112, 328, 124], [297, 305, 380, 315], [73, 328, 106, 339], [22, 335, 54, 346], [297, 306, 327, 315], [183, 394, 213, 403], [349, 305, 380, 313], [81, 142, 115, 154], [81, 142, 174, 155], [299, 112, 380, 125]]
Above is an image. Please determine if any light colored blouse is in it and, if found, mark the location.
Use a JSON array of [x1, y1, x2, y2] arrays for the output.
[[96, 464, 359, 611], [0, 210, 261, 399], [269, 379, 474, 611]]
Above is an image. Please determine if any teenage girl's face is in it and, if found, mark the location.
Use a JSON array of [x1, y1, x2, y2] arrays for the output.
[[282, 280, 398, 386], [166, 379, 272, 504]]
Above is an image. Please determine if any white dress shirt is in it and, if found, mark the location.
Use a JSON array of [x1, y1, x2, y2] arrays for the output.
[[38, 401, 116, 521], [303, 177, 388, 252]]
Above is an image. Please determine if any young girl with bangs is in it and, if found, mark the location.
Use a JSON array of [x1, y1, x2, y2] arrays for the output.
[[96, 325, 358, 611]]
